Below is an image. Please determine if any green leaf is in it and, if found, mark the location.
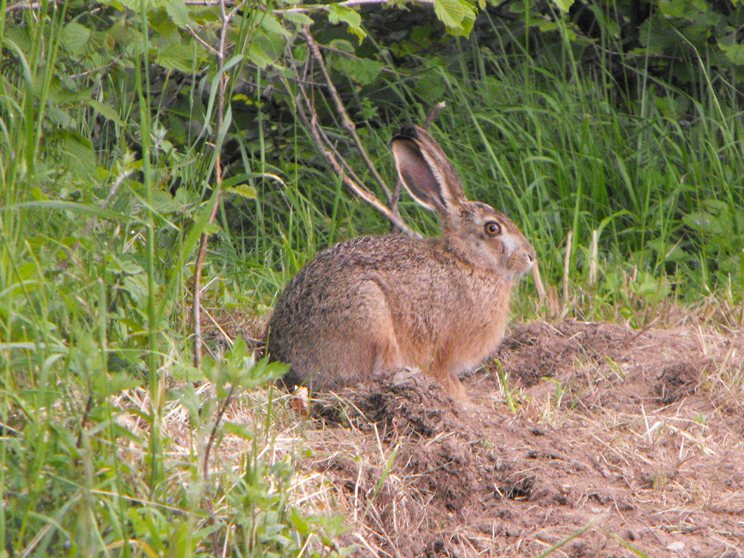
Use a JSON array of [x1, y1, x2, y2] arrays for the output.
[[719, 42, 744, 65], [165, 0, 194, 29], [451, 11, 476, 37], [683, 210, 727, 236], [259, 13, 292, 38], [87, 100, 124, 126], [226, 184, 258, 200], [332, 55, 382, 86], [1, 201, 135, 224], [289, 509, 311, 537], [92, 371, 139, 398], [328, 5, 366, 42], [433, 0, 477, 36], [110, 0, 157, 9], [155, 41, 196, 73], [433, 0, 468, 29], [60, 131, 97, 178], [223, 421, 255, 440], [61, 22, 91, 55], [247, 42, 273, 69], [552, 0, 575, 14], [283, 11, 313, 27], [658, 0, 709, 19], [150, 189, 182, 213]]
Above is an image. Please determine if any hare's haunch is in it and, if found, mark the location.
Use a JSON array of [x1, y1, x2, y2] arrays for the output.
[[267, 125, 535, 400]]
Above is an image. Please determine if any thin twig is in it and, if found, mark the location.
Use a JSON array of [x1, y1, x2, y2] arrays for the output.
[[101, 168, 136, 211], [291, 61, 418, 236], [303, 30, 395, 207], [193, 0, 241, 369], [202, 383, 236, 482], [186, 25, 220, 56]]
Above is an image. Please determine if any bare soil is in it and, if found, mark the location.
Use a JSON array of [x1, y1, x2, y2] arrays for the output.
[[297, 320, 744, 557]]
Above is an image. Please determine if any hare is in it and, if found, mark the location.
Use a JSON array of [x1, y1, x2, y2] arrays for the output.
[[267, 125, 535, 400]]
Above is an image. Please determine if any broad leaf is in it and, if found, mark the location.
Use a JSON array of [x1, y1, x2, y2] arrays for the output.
[[434, 0, 469, 29], [61, 22, 91, 55], [226, 184, 258, 200], [719, 42, 744, 65], [333, 55, 382, 86], [328, 5, 365, 41], [283, 11, 313, 27], [87, 100, 124, 126], [553, 0, 575, 14], [165, 0, 194, 29]]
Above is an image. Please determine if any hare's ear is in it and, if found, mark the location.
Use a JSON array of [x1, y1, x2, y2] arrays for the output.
[[391, 125, 466, 214]]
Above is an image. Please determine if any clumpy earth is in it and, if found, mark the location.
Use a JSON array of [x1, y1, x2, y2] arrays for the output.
[[296, 320, 744, 557]]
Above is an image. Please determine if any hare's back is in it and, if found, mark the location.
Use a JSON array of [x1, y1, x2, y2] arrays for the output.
[[269, 235, 449, 332], [287, 235, 438, 290]]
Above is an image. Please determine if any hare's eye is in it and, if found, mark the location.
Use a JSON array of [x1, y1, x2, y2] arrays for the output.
[[484, 221, 501, 236]]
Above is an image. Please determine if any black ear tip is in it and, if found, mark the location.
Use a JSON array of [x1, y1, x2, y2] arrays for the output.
[[392, 124, 420, 142]]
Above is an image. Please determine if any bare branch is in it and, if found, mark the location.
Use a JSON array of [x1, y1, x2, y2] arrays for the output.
[[186, 25, 220, 56], [181, 0, 434, 11], [193, 0, 242, 369], [303, 30, 395, 207], [289, 58, 418, 237], [202, 383, 236, 483]]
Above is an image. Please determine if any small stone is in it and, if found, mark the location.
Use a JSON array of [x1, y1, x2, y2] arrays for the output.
[[667, 541, 685, 553]]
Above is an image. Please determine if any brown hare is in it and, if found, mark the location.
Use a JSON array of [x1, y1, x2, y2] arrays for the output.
[[267, 125, 535, 400]]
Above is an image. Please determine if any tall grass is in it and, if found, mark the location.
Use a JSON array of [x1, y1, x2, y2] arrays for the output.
[[0, 4, 341, 557], [435, 47, 743, 308]]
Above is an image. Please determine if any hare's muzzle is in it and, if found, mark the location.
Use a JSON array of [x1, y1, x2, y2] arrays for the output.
[[507, 244, 536, 278]]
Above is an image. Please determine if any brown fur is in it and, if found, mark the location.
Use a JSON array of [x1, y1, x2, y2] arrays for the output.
[[267, 126, 535, 400]]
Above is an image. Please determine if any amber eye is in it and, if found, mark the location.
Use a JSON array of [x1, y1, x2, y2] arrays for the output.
[[484, 221, 501, 236]]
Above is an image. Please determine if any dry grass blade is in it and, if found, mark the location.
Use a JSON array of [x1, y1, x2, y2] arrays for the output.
[[535, 512, 609, 558]]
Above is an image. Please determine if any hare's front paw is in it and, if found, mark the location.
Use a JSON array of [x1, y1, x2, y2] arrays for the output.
[[391, 367, 422, 387]]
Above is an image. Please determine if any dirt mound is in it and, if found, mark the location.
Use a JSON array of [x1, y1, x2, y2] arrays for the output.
[[316, 370, 464, 438], [300, 320, 744, 557]]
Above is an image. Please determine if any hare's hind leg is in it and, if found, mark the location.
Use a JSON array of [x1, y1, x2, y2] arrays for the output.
[[359, 282, 404, 376], [318, 280, 403, 385]]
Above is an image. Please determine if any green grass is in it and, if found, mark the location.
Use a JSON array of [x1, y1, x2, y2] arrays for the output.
[[0, 4, 343, 556], [1, 1, 742, 556]]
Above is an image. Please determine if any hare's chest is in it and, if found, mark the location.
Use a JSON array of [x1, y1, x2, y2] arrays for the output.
[[438, 275, 509, 336]]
